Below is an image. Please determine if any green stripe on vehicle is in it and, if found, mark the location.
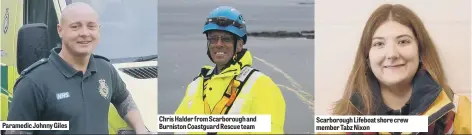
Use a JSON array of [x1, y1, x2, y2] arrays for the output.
[[1, 65, 9, 96], [1, 88, 8, 96]]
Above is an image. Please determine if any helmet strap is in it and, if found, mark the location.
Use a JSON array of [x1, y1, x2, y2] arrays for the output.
[[226, 36, 239, 65], [231, 36, 238, 62]]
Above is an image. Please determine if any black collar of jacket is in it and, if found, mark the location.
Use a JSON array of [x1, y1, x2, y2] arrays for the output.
[[350, 69, 442, 115]]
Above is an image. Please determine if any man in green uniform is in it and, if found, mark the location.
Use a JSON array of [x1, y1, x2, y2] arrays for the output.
[[6, 2, 149, 134]]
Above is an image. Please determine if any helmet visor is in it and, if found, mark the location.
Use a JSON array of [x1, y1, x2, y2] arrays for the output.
[[205, 17, 244, 29]]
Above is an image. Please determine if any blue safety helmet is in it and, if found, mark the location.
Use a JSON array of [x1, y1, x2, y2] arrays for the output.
[[203, 6, 247, 44]]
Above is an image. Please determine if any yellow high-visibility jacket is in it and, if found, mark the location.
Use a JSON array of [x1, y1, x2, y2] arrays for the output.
[[175, 49, 286, 134]]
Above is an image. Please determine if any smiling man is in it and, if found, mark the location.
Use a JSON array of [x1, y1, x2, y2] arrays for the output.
[[174, 6, 287, 134], [6, 2, 148, 134]]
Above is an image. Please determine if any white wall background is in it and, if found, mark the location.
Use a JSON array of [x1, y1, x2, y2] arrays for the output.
[[314, 0, 471, 115]]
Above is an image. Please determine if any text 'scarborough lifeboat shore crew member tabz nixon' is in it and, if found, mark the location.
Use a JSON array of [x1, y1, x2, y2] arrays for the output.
[[320, 4, 471, 135]]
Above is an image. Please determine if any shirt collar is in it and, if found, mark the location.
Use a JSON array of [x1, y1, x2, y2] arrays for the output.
[[49, 47, 98, 78]]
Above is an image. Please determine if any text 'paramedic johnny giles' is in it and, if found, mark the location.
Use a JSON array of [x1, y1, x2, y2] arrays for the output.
[[174, 6, 287, 134], [6, 2, 149, 134]]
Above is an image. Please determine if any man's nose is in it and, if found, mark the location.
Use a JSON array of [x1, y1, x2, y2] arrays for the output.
[[78, 27, 91, 36], [214, 38, 224, 47]]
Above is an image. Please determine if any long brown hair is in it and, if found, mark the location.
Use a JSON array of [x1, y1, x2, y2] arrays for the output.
[[333, 4, 453, 115]]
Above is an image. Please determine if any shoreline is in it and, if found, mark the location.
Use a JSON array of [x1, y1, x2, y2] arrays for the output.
[[248, 30, 314, 39]]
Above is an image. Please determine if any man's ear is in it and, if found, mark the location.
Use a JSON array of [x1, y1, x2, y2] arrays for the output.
[[57, 24, 63, 38], [236, 39, 243, 52]]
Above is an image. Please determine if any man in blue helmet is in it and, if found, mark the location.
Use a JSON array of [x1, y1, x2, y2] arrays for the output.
[[175, 6, 286, 134]]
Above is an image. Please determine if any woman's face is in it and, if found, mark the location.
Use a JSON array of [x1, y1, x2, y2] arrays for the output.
[[368, 20, 420, 87]]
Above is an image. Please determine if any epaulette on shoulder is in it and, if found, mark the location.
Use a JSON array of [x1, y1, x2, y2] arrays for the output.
[[93, 54, 110, 62], [20, 58, 48, 76]]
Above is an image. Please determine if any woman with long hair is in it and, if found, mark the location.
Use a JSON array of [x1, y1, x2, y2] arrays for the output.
[[331, 4, 471, 134]]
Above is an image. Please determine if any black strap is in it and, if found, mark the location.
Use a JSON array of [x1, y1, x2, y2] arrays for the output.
[[200, 67, 212, 100]]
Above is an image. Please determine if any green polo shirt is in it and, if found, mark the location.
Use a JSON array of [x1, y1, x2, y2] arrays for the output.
[[7, 47, 130, 134]]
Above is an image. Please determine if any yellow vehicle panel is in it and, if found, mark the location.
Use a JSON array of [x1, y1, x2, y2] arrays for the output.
[[1, 0, 22, 123]]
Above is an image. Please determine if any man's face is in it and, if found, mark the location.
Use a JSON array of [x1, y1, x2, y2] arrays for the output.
[[207, 31, 237, 66], [58, 6, 100, 56]]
